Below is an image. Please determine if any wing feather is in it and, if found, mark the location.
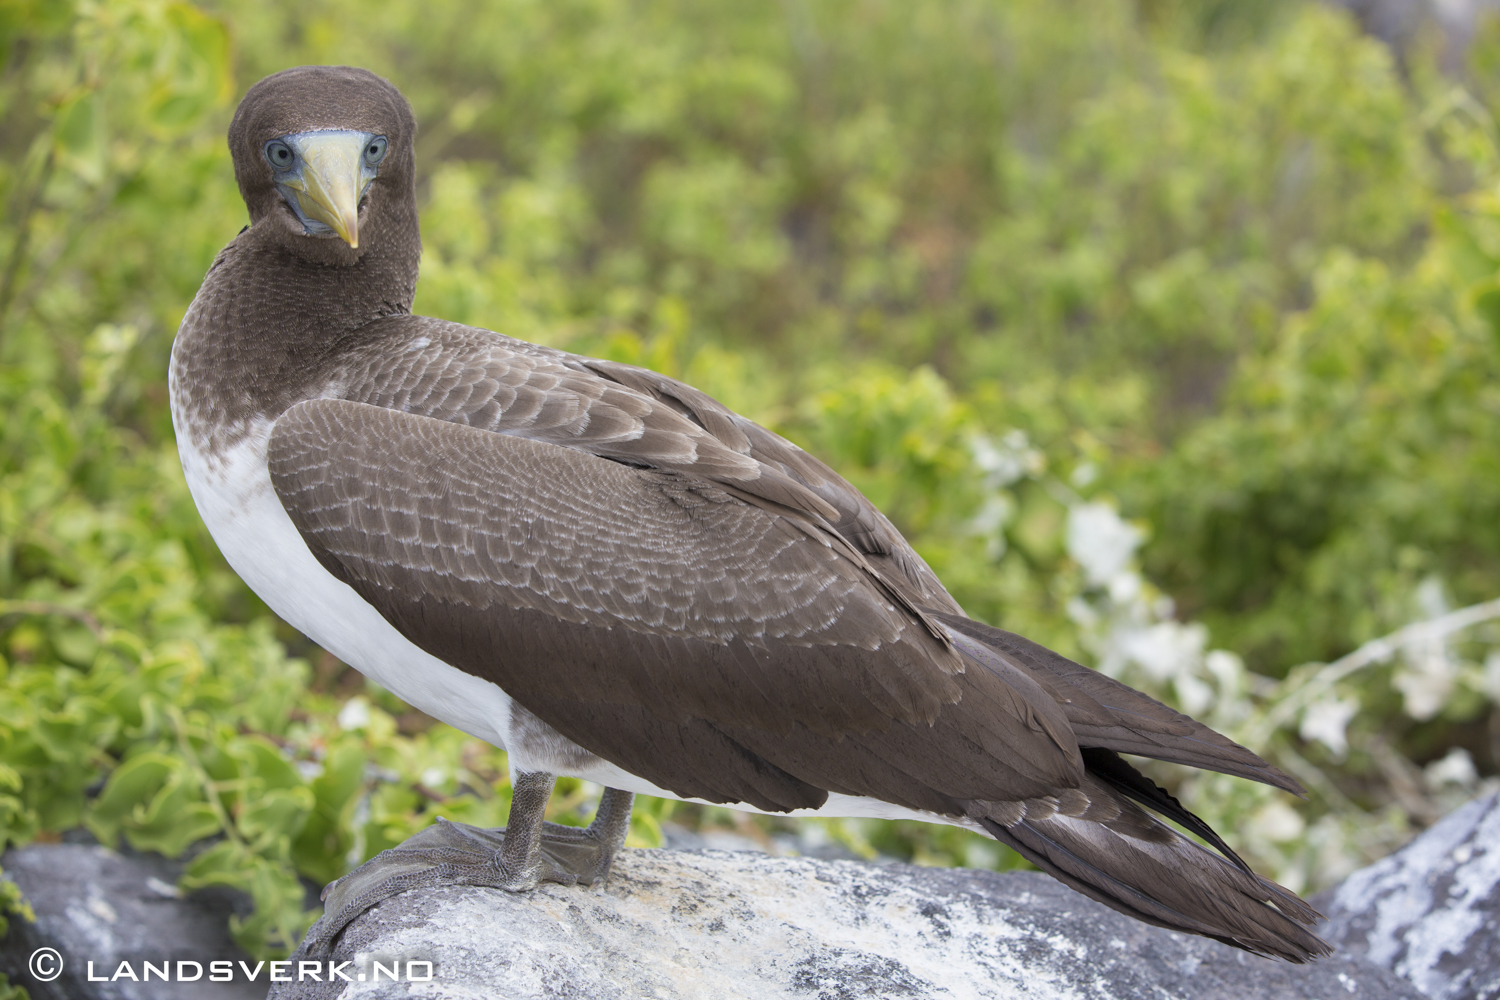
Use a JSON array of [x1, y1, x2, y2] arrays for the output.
[[267, 318, 1328, 960], [332, 318, 955, 613], [267, 398, 1084, 809], [933, 612, 1304, 794]]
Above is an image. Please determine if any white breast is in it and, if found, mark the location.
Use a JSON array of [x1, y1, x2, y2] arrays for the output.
[[173, 416, 525, 751]]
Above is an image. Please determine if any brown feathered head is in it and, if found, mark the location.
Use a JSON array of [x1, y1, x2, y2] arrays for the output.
[[229, 66, 418, 265]]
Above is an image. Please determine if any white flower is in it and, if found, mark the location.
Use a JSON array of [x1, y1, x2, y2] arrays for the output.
[[1423, 748, 1478, 790], [1108, 570, 1143, 604], [970, 494, 1013, 534], [1299, 696, 1360, 756], [1173, 673, 1214, 716], [969, 494, 1013, 560], [1120, 620, 1207, 684], [971, 429, 1042, 488], [1066, 596, 1100, 629], [1067, 502, 1143, 587], [1483, 651, 1500, 699], [1394, 577, 1458, 720], [1249, 801, 1305, 843], [1204, 650, 1244, 696], [1415, 576, 1450, 619], [1393, 652, 1454, 721], [338, 696, 371, 731]]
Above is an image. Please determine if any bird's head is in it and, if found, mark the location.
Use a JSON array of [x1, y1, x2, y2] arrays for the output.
[[229, 66, 417, 263]]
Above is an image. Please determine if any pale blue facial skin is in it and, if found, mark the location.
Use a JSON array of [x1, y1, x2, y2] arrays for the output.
[[264, 129, 387, 243]]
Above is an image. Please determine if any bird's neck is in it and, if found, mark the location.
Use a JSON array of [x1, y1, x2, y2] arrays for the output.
[[170, 224, 419, 453]]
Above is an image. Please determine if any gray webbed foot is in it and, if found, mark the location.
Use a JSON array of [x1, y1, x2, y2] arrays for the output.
[[293, 775, 635, 958], [538, 785, 635, 886]]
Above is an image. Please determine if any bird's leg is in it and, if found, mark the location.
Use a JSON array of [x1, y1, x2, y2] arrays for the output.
[[493, 769, 581, 886], [537, 786, 636, 885], [298, 770, 590, 956]]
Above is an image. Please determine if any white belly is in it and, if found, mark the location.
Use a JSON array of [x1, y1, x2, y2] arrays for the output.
[[169, 404, 982, 832], [175, 420, 523, 752]]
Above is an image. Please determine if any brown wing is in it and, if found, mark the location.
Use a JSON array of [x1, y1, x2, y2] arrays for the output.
[[566, 356, 957, 609], [266, 398, 1083, 812], [322, 317, 1296, 793], [329, 317, 960, 618], [278, 345, 1326, 960]]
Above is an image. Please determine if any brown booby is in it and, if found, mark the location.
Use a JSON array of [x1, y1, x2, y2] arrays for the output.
[[169, 66, 1330, 961]]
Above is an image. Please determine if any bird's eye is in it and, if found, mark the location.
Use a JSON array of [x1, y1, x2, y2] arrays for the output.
[[265, 141, 295, 169], [364, 136, 388, 166]]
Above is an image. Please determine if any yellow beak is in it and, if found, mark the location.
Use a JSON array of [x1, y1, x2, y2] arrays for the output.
[[282, 132, 368, 247]]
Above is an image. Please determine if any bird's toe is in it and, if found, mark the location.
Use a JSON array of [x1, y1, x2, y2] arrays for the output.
[[538, 823, 622, 886], [297, 818, 579, 957]]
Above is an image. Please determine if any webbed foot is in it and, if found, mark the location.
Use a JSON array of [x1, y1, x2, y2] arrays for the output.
[[294, 775, 634, 958]]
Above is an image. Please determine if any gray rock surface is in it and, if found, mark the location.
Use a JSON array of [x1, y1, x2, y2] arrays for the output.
[[0, 842, 266, 1000], [1320, 791, 1500, 1000], [11, 789, 1496, 1000], [271, 847, 1419, 1000]]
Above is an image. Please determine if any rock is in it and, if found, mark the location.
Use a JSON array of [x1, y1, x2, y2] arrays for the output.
[[0, 842, 266, 1000], [271, 848, 1419, 1000], [1319, 791, 1500, 1000], [660, 819, 865, 861], [15, 789, 1495, 1000]]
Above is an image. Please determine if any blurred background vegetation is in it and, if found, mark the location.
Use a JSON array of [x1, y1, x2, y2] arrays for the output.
[[3, 0, 1500, 964]]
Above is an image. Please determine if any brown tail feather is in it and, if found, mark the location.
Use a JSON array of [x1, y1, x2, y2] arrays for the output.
[[1080, 746, 1252, 874], [936, 612, 1328, 960], [972, 776, 1330, 962], [934, 612, 1305, 795]]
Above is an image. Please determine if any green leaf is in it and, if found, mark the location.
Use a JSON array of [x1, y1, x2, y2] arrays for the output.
[[291, 741, 364, 884], [1472, 281, 1500, 349], [52, 90, 105, 184], [85, 751, 221, 855]]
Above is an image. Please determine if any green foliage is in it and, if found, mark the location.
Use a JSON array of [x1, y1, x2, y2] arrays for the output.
[[2, 0, 1500, 961]]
